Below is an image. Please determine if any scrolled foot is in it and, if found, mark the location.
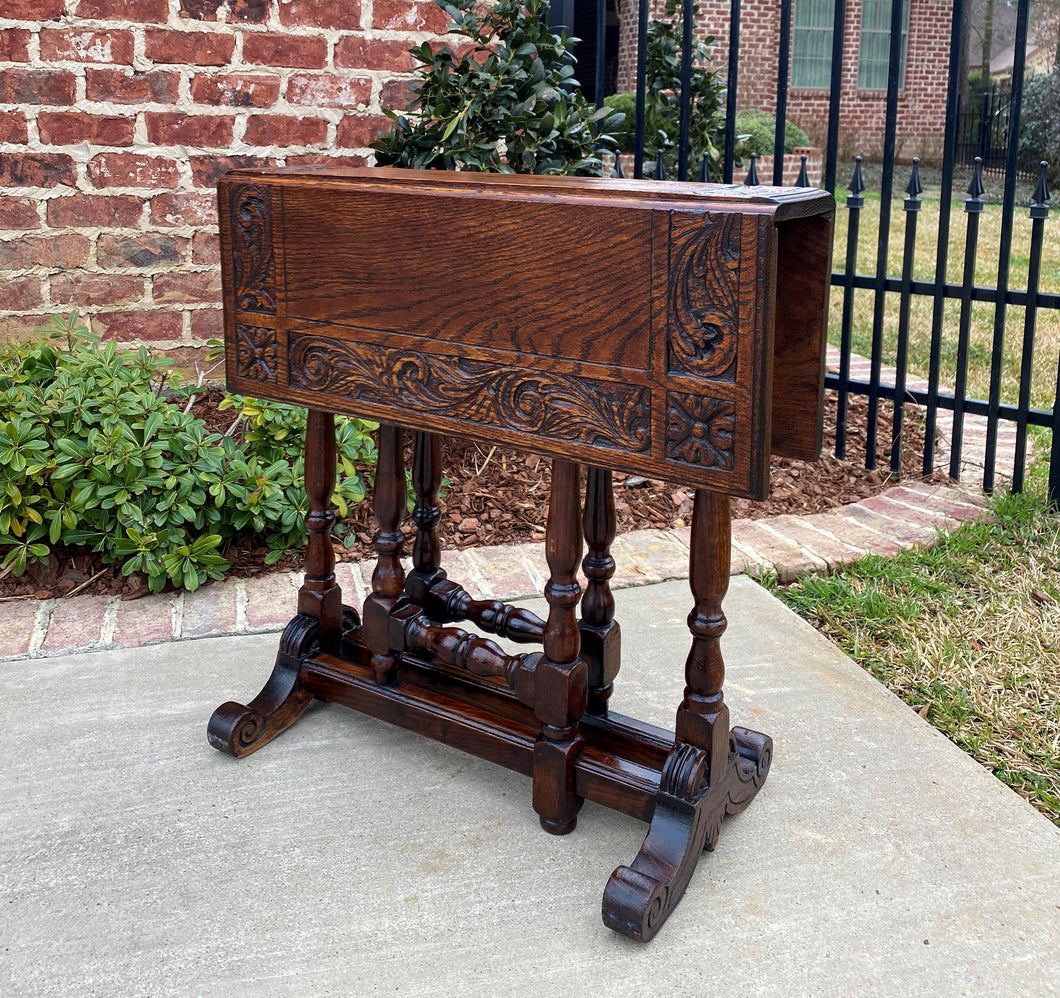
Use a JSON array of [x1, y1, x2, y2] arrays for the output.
[[342, 604, 361, 633], [600, 865, 669, 942], [602, 742, 711, 941], [601, 728, 772, 942], [206, 613, 320, 758]]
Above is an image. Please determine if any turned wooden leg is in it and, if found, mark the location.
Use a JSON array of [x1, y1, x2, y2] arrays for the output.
[[532, 459, 588, 835], [207, 411, 344, 756], [581, 466, 621, 715], [412, 430, 442, 576], [602, 488, 771, 942], [362, 423, 406, 685], [404, 430, 444, 603], [298, 409, 342, 651], [676, 488, 732, 786]]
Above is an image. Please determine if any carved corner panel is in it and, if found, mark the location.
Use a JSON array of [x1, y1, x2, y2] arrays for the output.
[[666, 212, 742, 383], [229, 183, 276, 315], [664, 392, 736, 471], [235, 324, 279, 383], [287, 332, 652, 454]]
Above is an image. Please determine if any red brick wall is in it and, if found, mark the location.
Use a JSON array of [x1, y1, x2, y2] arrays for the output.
[[783, 0, 954, 160], [0, 1, 439, 361], [615, 0, 954, 165]]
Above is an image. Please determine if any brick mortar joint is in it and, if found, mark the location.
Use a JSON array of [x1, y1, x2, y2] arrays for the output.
[[27, 598, 54, 655], [753, 520, 829, 570], [790, 515, 871, 552]]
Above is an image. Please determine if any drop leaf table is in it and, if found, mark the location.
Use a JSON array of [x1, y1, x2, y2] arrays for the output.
[[208, 167, 834, 941]]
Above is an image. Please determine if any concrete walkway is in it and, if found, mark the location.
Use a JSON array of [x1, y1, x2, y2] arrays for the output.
[[2, 349, 1051, 994], [2, 577, 1058, 997]]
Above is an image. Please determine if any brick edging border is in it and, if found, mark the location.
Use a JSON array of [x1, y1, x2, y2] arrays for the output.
[[0, 480, 990, 662]]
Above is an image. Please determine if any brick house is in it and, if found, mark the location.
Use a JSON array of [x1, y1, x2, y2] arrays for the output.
[[0, 0, 450, 361], [612, 0, 955, 160], [0, 0, 955, 358]]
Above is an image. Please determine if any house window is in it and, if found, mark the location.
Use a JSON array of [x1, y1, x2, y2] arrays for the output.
[[792, 0, 835, 90], [858, 0, 910, 90]]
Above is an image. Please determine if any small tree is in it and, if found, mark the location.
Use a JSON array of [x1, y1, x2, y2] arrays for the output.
[[604, 0, 726, 178], [372, 0, 621, 176]]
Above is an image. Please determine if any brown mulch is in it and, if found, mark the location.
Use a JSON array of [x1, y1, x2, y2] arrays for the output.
[[0, 390, 946, 602]]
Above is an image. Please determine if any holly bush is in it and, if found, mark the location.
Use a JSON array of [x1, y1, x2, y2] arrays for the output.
[[371, 0, 622, 175]]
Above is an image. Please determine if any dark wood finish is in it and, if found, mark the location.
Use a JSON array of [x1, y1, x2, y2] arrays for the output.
[[581, 466, 621, 715], [363, 422, 405, 685], [298, 410, 342, 650], [210, 167, 833, 942], [533, 458, 587, 835], [410, 430, 443, 586], [218, 167, 834, 500], [420, 579, 545, 644], [770, 213, 835, 461], [207, 613, 320, 758], [676, 489, 732, 783]]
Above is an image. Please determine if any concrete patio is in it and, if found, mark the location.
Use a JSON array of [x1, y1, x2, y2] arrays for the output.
[[2, 577, 1058, 997]]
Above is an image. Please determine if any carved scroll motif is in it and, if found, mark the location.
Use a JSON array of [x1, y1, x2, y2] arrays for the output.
[[230, 184, 276, 315], [668, 213, 741, 381], [665, 392, 735, 469], [288, 333, 651, 454], [235, 324, 279, 382]]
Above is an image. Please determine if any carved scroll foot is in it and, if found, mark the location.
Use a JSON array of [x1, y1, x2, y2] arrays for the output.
[[601, 726, 772, 942], [207, 613, 324, 759]]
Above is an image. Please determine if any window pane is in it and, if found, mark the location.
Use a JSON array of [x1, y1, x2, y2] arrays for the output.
[[795, 0, 832, 28], [858, 0, 909, 90], [792, 0, 834, 89]]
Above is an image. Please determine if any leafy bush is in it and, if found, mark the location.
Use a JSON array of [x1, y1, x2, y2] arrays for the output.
[[0, 314, 376, 591], [1018, 70, 1060, 188], [603, 0, 726, 178], [372, 0, 621, 175], [965, 69, 996, 97], [733, 109, 810, 155]]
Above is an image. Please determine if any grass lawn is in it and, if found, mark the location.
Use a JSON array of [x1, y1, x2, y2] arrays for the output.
[[769, 477, 1060, 827], [830, 191, 1059, 411], [775, 170, 1059, 826]]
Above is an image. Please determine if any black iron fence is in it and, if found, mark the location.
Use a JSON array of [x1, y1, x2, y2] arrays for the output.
[[956, 86, 1013, 174], [568, 0, 1059, 506]]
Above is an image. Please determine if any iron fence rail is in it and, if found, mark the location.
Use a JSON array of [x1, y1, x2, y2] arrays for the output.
[[588, 0, 1058, 506]]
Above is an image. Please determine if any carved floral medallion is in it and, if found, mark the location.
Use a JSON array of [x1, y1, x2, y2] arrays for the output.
[[665, 392, 735, 470], [235, 324, 279, 382]]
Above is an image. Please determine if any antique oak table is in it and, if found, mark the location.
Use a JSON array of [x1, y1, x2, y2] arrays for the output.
[[209, 166, 834, 941]]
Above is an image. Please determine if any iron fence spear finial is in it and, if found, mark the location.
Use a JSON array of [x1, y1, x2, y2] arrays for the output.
[[847, 155, 865, 208], [1030, 161, 1050, 219], [745, 152, 759, 186], [795, 154, 809, 188], [966, 156, 985, 213], [904, 158, 923, 211]]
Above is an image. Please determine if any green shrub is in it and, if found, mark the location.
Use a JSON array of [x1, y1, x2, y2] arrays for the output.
[[372, 0, 621, 175], [733, 109, 810, 155], [1018, 70, 1060, 188], [603, 0, 726, 178], [0, 313, 376, 592], [966, 69, 996, 96]]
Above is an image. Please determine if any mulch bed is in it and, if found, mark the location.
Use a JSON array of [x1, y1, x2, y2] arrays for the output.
[[1, 390, 946, 602]]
